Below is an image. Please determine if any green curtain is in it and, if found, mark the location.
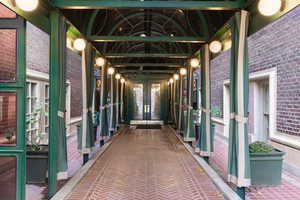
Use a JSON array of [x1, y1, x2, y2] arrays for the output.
[[227, 10, 251, 187], [198, 44, 213, 157], [184, 65, 196, 141]]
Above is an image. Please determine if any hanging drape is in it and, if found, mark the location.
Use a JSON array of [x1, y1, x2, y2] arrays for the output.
[[227, 10, 251, 187], [198, 44, 213, 157]]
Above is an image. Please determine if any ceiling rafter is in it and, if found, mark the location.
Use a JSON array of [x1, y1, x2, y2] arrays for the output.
[[53, 0, 243, 10]]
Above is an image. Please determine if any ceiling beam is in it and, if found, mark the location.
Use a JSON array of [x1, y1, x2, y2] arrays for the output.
[[53, 0, 242, 10], [89, 36, 207, 43], [120, 70, 176, 74], [104, 53, 190, 58], [113, 63, 182, 67]]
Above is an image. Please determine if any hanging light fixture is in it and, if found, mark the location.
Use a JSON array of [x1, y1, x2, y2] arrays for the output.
[[115, 73, 121, 80], [95, 57, 106, 67], [73, 38, 86, 51], [15, 0, 39, 12], [169, 78, 174, 84], [173, 74, 179, 80], [121, 78, 126, 83], [180, 68, 187, 76], [258, 0, 282, 16], [190, 58, 200, 68], [209, 40, 222, 54], [108, 67, 115, 75]]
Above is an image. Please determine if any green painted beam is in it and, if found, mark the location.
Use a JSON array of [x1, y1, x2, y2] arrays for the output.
[[89, 36, 207, 43], [120, 70, 176, 74], [52, 0, 242, 10], [113, 63, 182, 67], [104, 53, 190, 58]]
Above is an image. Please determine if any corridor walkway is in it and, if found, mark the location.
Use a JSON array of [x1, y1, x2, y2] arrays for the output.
[[66, 127, 225, 200]]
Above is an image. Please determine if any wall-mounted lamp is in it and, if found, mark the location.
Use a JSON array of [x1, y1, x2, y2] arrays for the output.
[[180, 68, 187, 76], [258, 0, 282, 16], [108, 67, 115, 75], [115, 73, 121, 80], [173, 74, 179, 80], [95, 57, 106, 67], [190, 58, 200, 68], [209, 40, 222, 54], [73, 38, 86, 51], [15, 0, 39, 12]]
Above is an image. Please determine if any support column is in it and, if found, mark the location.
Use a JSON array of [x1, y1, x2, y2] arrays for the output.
[[198, 44, 213, 160], [227, 11, 251, 199], [178, 75, 183, 134], [116, 78, 120, 128], [109, 72, 114, 136], [173, 80, 177, 126], [120, 80, 124, 123], [99, 64, 109, 143], [184, 64, 196, 142], [85, 43, 96, 153], [49, 10, 67, 197]]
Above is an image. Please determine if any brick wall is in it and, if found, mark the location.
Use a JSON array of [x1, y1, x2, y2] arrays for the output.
[[210, 6, 300, 136], [66, 50, 82, 118], [26, 22, 83, 118]]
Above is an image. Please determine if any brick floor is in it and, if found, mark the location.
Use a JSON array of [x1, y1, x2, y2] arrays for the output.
[[66, 127, 225, 200], [210, 134, 300, 200]]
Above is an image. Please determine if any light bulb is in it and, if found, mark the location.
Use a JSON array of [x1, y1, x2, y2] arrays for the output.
[[108, 67, 115, 75], [180, 68, 187, 76], [173, 74, 179, 80], [15, 0, 39, 12], [209, 40, 222, 54], [258, 0, 282, 16], [73, 38, 86, 51], [95, 57, 106, 67], [169, 78, 174, 83], [121, 78, 125, 83], [190, 58, 200, 68], [115, 73, 121, 80]]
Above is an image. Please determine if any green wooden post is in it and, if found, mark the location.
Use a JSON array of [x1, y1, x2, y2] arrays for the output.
[[49, 10, 66, 197], [198, 44, 213, 159], [184, 64, 196, 142], [173, 79, 177, 126], [99, 63, 109, 141], [178, 74, 184, 134], [227, 11, 251, 199], [56, 15, 68, 177]]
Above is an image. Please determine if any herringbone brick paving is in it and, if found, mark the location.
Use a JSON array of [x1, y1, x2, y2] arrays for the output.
[[66, 127, 225, 200]]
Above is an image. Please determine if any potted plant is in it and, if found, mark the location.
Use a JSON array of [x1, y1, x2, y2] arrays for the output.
[[4, 127, 16, 144], [249, 141, 285, 185], [26, 101, 48, 184]]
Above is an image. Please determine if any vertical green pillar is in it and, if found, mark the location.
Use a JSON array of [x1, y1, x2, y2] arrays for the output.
[[173, 79, 177, 126], [184, 64, 195, 142], [198, 44, 213, 157], [109, 72, 114, 135], [227, 10, 251, 192], [85, 43, 96, 151], [116, 78, 120, 128], [99, 64, 109, 138], [49, 10, 67, 197], [177, 75, 183, 133]]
